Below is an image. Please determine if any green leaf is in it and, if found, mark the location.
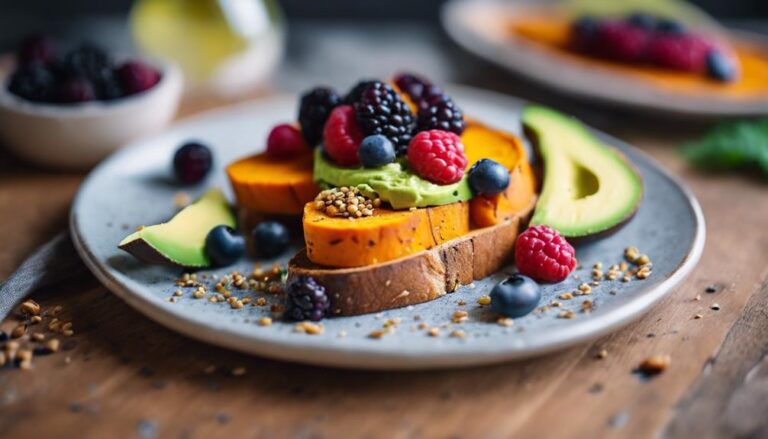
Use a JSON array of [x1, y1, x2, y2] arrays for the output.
[[679, 119, 768, 178]]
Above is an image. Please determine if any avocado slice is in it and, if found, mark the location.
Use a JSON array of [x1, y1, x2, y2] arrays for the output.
[[522, 106, 643, 238], [119, 189, 236, 268]]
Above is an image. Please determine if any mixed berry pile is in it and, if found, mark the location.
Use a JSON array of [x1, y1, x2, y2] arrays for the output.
[[265, 73, 476, 185], [571, 12, 737, 81], [6, 35, 161, 104]]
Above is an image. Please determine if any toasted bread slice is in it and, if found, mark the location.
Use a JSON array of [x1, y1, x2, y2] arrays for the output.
[[287, 195, 536, 316]]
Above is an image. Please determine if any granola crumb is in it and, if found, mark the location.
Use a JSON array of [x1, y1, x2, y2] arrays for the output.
[[450, 329, 466, 339], [477, 295, 491, 306], [638, 355, 671, 375], [558, 310, 576, 319], [368, 328, 392, 339], [427, 327, 440, 337], [452, 310, 468, 324], [258, 317, 273, 327], [20, 300, 41, 316], [294, 322, 324, 335], [558, 292, 574, 300], [496, 317, 514, 327]]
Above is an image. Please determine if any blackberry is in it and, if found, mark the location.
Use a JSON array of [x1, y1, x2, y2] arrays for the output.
[[298, 87, 341, 146], [284, 276, 329, 322], [354, 81, 416, 155], [343, 79, 377, 105], [91, 68, 123, 100], [7, 64, 57, 102], [393, 72, 431, 102], [62, 44, 113, 77], [417, 91, 466, 135]]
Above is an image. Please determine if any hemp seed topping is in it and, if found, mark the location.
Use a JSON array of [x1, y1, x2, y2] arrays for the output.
[[314, 187, 380, 218]]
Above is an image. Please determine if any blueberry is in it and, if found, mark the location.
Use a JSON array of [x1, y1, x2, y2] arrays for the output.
[[706, 50, 737, 82], [173, 142, 213, 185], [490, 274, 541, 318], [205, 225, 245, 266], [468, 159, 510, 196], [656, 19, 685, 34], [627, 12, 658, 30], [252, 221, 291, 258], [572, 16, 600, 38], [358, 134, 396, 168]]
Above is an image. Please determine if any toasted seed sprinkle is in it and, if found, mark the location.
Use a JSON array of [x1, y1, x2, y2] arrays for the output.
[[558, 310, 576, 319], [624, 246, 640, 263], [427, 327, 440, 337], [450, 329, 466, 339], [477, 295, 491, 306], [639, 355, 671, 375], [20, 300, 41, 316], [383, 318, 402, 328], [578, 283, 592, 294], [230, 300, 244, 310], [593, 262, 603, 270], [417, 322, 428, 330], [46, 339, 60, 353], [622, 276, 632, 283], [19, 360, 32, 371], [31, 333, 45, 342], [255, 297, 267, 306], [581, 300, 594, 313], [694, 295, 701, 301], [457, 300, 467, 306], [711, 303, 721, 311], [694, 313, 703, 319], [63, 329, 74, 337], [596, 349, 608, 359], [497, 317, 514, 327], [592, 269, 603, 279], [231, 367, 247, 377], [636, 254, 651, 266], [315, 187, 379, 218], [11, 325, 26, 339], [559, 292, 574, 300], [369, 328, 392, 339], [550, 301, 562, 308], [338, 331, 347, 338], [258, 317, 272, 327], [30, 315, 42, 324], [452, 311, 469, 324], [619, 262, 629, 272], [193, 290, 205, 299], [294, 322, 323, 335]]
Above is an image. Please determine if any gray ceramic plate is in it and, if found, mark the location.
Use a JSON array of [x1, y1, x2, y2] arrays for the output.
[[70, 87, 705, 370], [442, 0, 768, 117]]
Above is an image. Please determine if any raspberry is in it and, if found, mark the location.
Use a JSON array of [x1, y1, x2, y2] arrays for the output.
[[514, 225, 577, 283], [116, 61, 160, 95], [417, 92, 466, 135], [593, 21, 651, 62], [355, 81, 416, 155], [323, 105, 364, 167], [284, 276, 330, 322], [267, 124, 308, 158], [646, 34, 710, 71], [407, 130, 467, 185], [298, 87, 341, 146]]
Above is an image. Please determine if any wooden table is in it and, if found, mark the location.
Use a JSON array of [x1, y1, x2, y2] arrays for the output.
[[1, 23, 768, 439]]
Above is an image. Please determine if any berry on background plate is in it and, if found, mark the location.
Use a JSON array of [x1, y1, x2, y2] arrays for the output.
[[593, 21, 651, 63], [323, 105, 364, 167], [407, 129, 467, 185], [514, 225, 577, 283], [284, 276, 330, 322], [706, 50, 737, 81], [646, 33, 710, 71], [173, 141, 213, 184], [490, 274, 541, 318], [266, 124, 308, 158]]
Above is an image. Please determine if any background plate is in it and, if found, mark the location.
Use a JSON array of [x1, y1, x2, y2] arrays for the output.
[[70, 87, 704, 370], [441, 0, 768, 117]]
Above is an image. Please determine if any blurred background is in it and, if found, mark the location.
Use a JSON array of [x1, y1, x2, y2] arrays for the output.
[[1, 0, 766, 96]]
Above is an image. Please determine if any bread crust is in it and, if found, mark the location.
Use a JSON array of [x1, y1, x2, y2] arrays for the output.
[[287, 197, 536, 316]]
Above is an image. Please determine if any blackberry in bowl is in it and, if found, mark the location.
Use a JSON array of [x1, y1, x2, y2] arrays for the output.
[[0, 36, 182, 169]]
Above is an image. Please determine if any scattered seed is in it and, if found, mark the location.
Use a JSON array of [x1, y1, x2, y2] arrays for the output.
[[258, 317, 272, 327], [497, 317, 514, 327], [639, 355, 671, 375], [596, 349, 608, 359], [711, 303, 721, 311], [450, 330, 466, 339], [11, 325, 26, 339], [427, 327, 440, 337], [452, 310, 468, 324], [477, 295, 491, 306], [558, 310, 575, 319], [20, 300, 41, 316]]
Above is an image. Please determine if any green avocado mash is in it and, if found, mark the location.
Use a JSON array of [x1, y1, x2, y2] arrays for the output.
[[313, 149, 472, 209]]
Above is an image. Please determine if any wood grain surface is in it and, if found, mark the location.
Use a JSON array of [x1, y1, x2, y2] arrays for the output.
[[1, 38, 768, 436]]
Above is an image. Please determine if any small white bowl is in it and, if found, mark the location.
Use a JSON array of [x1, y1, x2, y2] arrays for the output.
[[0, 56, 183, 169]]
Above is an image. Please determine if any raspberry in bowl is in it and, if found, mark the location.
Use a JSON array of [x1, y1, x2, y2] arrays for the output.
[[0, 36, 183, 169]]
